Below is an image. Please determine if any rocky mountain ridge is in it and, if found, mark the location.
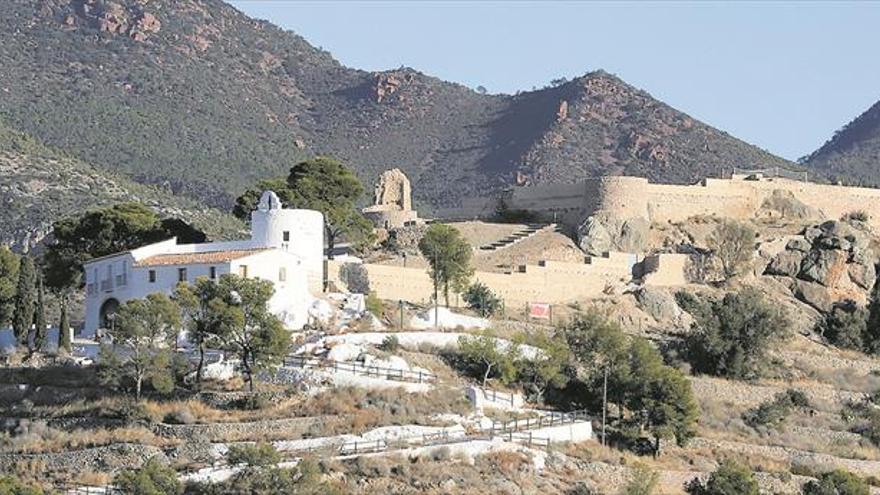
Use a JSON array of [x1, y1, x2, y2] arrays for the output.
[[803, 101, 880, 185], [0, 0, 798, 216]]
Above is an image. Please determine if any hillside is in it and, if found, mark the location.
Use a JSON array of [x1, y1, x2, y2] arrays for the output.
[[803, 101, 880, 185], [0, 119, 244, 250], [0, 0, 795, 215]]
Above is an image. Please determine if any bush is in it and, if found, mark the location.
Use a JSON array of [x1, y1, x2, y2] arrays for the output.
[[377, 335, 400, 353], [742, 389, 810, 429], [706, 220, 756, 279], [620, 463, 659, 495], [462, 282, 502, 317], [0, 476, 43, 495], [684, 289, 789, 380], [844, 210, 870, 222], [819, 300, 868, 351], [114, 457, 182, 495], [803, 469, 870, 495], [685, 461, 758, 495], [227, 442, 281, 467], [162, 407, 196, 425], [365, 292, 383, 318], [339, 263, 370, 294]]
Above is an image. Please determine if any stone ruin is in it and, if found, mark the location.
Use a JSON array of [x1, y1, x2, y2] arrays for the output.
[[362, 168, 421, 229]]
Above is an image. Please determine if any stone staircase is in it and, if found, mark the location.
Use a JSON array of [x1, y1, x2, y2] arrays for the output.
[[478, 223, 559, 251]]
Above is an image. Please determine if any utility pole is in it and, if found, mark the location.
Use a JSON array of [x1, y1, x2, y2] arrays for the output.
[[602, 365, 608, 447], [398, 300, 404, 330], [433, 249, 439, 330]]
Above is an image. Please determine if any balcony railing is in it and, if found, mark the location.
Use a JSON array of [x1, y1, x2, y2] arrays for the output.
[[100, 279, 112, 292]]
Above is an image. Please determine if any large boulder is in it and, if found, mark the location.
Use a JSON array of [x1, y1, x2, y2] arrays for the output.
[[577, 216, 613, 255], [848, 251, 876, 290], [799, 249, 848, 286], [577, 214, 648, 255], [635, 287, 691, 329], [618, 217, 650, 253], [765, 250, 805, 278], [792, 280, 835, 313]]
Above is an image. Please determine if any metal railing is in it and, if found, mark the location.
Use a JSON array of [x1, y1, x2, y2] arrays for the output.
[[485, 409, 591, 436], [283, 355, 438, 383], [476, 387, 518, 407], [58, 483, 120, 494], [100, 279, 112, 292]]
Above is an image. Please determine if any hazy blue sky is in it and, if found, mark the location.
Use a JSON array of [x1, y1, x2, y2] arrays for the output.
[[229, 1, 880, 161]]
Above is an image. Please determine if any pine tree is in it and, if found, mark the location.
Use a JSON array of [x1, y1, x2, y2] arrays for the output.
[[58, 296, 71, 353], [11, 257, 36, 348], [33, 275, 47, 352]]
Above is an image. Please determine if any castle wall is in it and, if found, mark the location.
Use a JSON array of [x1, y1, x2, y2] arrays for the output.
[[439, 176, 880, 230], [328, 253, 636, 307]]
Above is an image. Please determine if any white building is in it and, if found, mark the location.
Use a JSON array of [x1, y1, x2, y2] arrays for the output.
[[82, 191, 324, 336]]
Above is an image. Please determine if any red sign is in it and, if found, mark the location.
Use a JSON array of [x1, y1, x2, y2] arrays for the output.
[[529, 302, 551, 320]]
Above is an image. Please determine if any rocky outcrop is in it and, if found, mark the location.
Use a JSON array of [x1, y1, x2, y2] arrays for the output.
[[577, 214, 648, 255], [373, 72, 415, 103], [70, 0, 160, 42], [763, 220, 876, 312]]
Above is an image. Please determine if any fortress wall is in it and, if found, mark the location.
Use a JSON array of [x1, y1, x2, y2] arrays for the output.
[[327, 257, 634, 307], [634, 178, 880, 227]]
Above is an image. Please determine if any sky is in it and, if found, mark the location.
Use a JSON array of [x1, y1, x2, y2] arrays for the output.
[[228, 1, 880, 161]]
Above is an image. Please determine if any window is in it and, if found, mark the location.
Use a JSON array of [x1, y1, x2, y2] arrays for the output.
[[279, 267, 287, 282], [283, 231, 290, 242], [178, 268, 187, 282], [209, 266, 217, 280], [148, 270, 156, 283], [238, 265, 248, 278]]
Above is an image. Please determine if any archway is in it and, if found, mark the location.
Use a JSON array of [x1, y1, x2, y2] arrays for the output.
[[99, 298, 120, 330]]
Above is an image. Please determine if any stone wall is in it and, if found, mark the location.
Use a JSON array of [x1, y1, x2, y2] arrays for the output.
[[437, 175, 880, 230], [328, 252, 637, 307]]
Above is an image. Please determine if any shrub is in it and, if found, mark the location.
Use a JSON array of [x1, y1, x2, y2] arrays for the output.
[[462, 282, 502, 317], [819, 300, 868, 351], [227, 442, 281, 467], [685, 461, 758, 495], [0, 476, 43, 495], [339, 263, 370, 294], [844, 210, 870, 222], [366, 292, 383, 318], [684, 289, 789, 380], [114, 457, 182, 495], [742, 389, 810, 429], [706, 220, 756, 279], [378, 335, 400, 353], [162, 407, 196, 425], [803, 469, 870, 495], [620, 463, 659, 495]]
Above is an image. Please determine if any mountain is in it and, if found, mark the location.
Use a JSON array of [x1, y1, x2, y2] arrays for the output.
[[803, 101, 880, 185], [0, 119, 243, 250], [0, 0, 794, 216]]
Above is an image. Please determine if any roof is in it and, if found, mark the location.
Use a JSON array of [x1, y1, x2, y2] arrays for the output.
[[133, 248, 271, 267]]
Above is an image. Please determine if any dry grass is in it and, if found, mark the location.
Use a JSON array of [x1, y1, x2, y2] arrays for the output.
[[0, 424, 177, 454]]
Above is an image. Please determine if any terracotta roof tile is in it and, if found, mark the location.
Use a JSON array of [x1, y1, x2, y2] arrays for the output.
[[134, 248, 270, 267]]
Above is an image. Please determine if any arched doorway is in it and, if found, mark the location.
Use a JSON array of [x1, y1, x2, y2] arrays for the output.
[[99, 298, 120, 330]]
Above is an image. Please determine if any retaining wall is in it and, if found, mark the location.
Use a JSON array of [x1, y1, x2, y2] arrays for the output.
[[328, 252, 636, 307]]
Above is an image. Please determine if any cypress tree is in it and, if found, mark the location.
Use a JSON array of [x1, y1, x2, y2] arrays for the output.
[[58, 296, 71, 353], [11, 257, 36, 348], [33, 275, 47, 352]]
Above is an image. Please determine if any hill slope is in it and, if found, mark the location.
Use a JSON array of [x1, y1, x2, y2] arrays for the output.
[[0, 0, 794, 214], [0, 119, 244, 250], [803, 101, 880, 185]]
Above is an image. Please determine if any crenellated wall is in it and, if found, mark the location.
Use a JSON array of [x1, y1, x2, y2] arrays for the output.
[[437, 175, 880, 230]]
